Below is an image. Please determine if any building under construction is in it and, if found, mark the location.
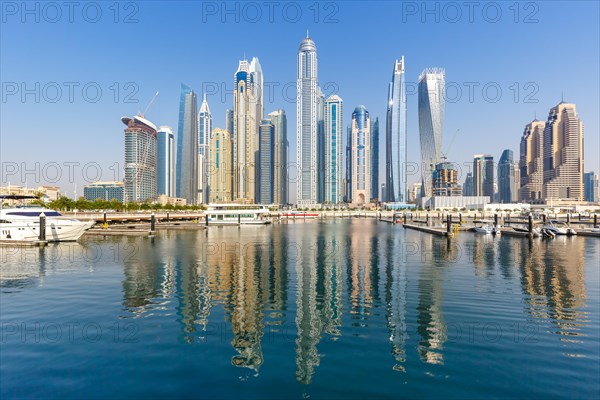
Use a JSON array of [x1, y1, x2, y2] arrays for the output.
[[122, 115, 158, 203]]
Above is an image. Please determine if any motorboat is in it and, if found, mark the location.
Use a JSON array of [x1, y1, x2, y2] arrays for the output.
[[0, 195, 95, 242], [543, 220, 577, 236], [473, 220, 501, 235], [205, 204, 271, 225], [512, 225, 542, 237]]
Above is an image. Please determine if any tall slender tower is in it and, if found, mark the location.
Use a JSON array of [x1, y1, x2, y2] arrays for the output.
[[386, 57, 407, 203], [176, 84, 198, 204], [233, 58, 263, 203], [258, 119, 274, 204], [269, 109, 288, 206], [198, 94, 212, 204], [351, 105, 371, 206], [317, 87, 326, 204], [324, 95, 343, 204], [157, 125, 175, 197], [418, 68, 445, 198], [542, 102, 584, 200], [371, 117, 379, 202], [297, 34, 318, 206]]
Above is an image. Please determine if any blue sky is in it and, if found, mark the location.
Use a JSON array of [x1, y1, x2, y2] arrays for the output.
[[1, 1, 598, 201]]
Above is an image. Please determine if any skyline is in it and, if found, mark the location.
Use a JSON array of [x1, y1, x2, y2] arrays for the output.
[[1, 1, 599, 202]]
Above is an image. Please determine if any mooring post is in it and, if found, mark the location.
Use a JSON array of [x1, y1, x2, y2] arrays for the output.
[[166, 212, 170, 223], [459, 212, 462, 225], [567, 213, 571, 226], [150, 213, 156, 232], [594, 214, 598, 228], [494, 213, 498, 228], [39, 213, 46, 241], [205, 213, 209, 227], [446, 214, 451, 234], [426, 213, 430, 226], [238, 213, 241, 226], [542, 213, 546, 223], [528, 214, 533, 235], [403, 213, 407, 224]]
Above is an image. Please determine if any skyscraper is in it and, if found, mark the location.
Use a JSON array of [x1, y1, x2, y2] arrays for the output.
[[498, 149, 519, 203], [542, 102, 584, 200], [258, 119, 274, 204], [519, 119, 545, 201], [297, 34, 318, 206], [584, 171, 599, 202], [233, 58, 263, 203], [323, 95, 343, 205], [122, 115, 158, 202], [462, 172, 474, 196], [386, 57, 407, 203], [176, 84, 198, 204], [317, 87, 326, 204], [209, 128, 232, 203], [268, 109, 288, 206], [473, 154, 494, 200], [345, 125, 351, 202], [157, 125, 175, 197], [371, 117, 379, 202], [198, 94, 212, 204], [418, 68, 445, 198], [350, 105, 371, 206]]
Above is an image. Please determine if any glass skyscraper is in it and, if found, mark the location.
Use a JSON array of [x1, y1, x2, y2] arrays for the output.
[[519, 119, 545, 201], [176, 84, 198, 204], [157, 125, 175, 197], [371, 117, 379, 202], [498, 149, 519, 203], [351, 105, 371, 206], [473, 154, 494, 200], [418, 68, 445, 198], [324, 95, 343, 204], [297, 35, 319, 206], [386, 57, 407, 203], [268, 109, 288, 206], [258, 119, 274, 204], [584, 171, 599, 202]]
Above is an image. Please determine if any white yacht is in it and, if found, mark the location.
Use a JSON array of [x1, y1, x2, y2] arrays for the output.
[[205, 204, 271, 225], [543, 220, 577, 236], [0, 196, 95, 242]]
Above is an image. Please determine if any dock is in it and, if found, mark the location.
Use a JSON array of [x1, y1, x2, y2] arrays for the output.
[[402, 223, 451, 236], [0, 240, 48, 247]]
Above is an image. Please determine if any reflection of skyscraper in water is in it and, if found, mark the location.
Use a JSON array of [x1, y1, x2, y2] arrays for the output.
[[122, 238, 163, 311], [348, 221, 373, 322], [316, 225, 343, 337], [417, 235, 447, 364], [384, 233, 408, 372], [516, 238, 587, 343], [295, 252, 320, 384], [229, 239, 266, 374], [469, 235, 497, 277]]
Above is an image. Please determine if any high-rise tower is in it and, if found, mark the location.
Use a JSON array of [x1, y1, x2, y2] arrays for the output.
[[176, 84, 198, 204], [351, 105, 371, 206], [297, 34, 319, 206], [198, 94, 212, 204], [323, 95, 343, 204], [418, 68, 445, 198], [386, 57, 407, 203]]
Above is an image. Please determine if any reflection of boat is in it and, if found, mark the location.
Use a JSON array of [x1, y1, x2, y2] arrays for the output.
[[543, 220, 576, 236], [0, 195, 95, 242], [473, 220, 501, 235], [205, 204, 271, 225], [281, 211, 319, 218]]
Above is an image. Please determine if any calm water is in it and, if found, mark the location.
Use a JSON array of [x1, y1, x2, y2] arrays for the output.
[[1, 219, 599, 399]]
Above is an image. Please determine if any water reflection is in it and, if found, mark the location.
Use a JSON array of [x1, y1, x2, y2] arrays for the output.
[[4, 220, 592, 387], [516, 237, 587, 348]]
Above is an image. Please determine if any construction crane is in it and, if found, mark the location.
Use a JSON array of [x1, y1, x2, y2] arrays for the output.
[[141, 91, 159, 117], [440, 129, 460, 161]]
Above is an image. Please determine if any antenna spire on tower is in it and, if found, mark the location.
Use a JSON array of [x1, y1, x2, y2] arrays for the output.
[[306, 29, 309, 38]]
